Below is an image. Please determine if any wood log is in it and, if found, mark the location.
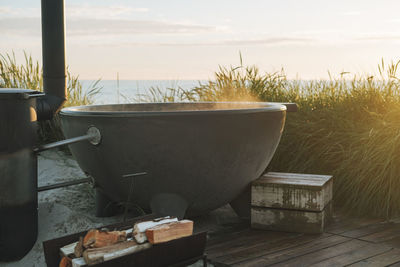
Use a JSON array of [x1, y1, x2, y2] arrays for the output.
[[60, 242, 78, 257], [133, 216, 177, 243], [71, 257, 87, 267], [74, 236, 84, 258], [83, 229, 127, 248], [83, 241, 151, 265], [103, 242, 151, 262], [145, 220, 193, 244], [123, 228, 133, 238], [59, 256, 72, 267]]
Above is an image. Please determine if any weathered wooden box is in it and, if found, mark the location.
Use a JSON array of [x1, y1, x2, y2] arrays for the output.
[[251, 172, 333, 234], [252, 172, 333, 211]]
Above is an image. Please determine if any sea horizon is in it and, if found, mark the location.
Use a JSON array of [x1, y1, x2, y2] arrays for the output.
[[81, 79, 206, 104]]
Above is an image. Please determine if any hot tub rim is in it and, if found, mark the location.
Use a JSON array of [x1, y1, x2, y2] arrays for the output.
[[59, 101, 287, 117]]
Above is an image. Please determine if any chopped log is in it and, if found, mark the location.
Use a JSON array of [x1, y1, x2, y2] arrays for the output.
[[60, 242, 78, 257], [59, 256, 72, 267], [71, 257, 87, 267], [83, 241, 151, 265], [123, 228, 133, 238], [133, 216, 178, 243], [146, 220, 193, 244], [74, 236, 84, 258], [83, 229, 127, 248], [103, 242, 151, 262]]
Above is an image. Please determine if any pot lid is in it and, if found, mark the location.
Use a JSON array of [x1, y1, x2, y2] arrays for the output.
[[0, 88, 44, 99]]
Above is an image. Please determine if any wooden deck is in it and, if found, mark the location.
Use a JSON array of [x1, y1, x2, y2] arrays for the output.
[[205, 212, 400, 266]]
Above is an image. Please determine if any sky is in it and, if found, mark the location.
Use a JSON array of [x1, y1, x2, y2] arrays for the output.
[[1, 0, 400, 80]]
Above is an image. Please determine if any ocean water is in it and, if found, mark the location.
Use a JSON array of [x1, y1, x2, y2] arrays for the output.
[[81, 80, 204, 104]]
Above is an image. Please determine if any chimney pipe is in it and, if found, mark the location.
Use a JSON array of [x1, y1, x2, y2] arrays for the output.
[[37, 0, 67, 121]]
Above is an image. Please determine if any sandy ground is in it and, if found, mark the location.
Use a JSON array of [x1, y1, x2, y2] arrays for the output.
[[1, 150, 241, 267]]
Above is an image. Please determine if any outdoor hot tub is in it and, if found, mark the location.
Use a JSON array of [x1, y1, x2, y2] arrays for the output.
[[60, 102, 288, 218]]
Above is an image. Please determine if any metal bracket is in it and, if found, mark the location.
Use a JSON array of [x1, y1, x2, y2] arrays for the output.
[[122, 171, 148, 221], [87, 126, 101, 145], [34, 126, 102, 153]]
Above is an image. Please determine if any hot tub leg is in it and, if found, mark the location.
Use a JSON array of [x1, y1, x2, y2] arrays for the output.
[[150, 193, 188, 219], [229, 185, 251, 220], [95, 189, 119, 217]]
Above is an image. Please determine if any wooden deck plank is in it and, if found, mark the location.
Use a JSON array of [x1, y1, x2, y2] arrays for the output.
[[230, 235, 350, 266], [205, 209, 399, 267], [382, 236, 400, 248], [325, 216, 386, 235], [261, 239, 370, 267], [207, 228, 254, 247], [340, 222, 395, 238], [360, 224, 400, 243], [308, 243, 391, 267], [207, 230, 300, 259], [348, 248, 400, 266], [214, 233, 333, 265], [207, 229, 270, 249]]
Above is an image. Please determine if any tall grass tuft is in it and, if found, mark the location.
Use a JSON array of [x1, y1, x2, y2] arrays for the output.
[[133, 86, 192, 103], [0, 52, 101, 142], [268, 61, 400, 218], [190, 55, 287, 102]]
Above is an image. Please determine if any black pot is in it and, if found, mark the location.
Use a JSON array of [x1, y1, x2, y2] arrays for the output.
[[0, 88, 43, 261]]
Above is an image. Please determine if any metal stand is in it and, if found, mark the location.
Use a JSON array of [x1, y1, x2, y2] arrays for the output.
[[95, 189, 120, 217]]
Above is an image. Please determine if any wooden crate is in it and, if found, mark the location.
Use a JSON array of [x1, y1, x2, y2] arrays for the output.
[[252, 172, 333, 211], [251, 172, 333, 234], [251, 201, 333, 234]]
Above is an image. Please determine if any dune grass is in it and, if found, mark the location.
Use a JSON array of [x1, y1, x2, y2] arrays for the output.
[[267, 62, 400, 218], [141, 58, 400, 218], [0, 52, 101, 142]]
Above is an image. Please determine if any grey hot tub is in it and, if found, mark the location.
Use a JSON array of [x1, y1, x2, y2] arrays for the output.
[[60, 102, 287, 217]]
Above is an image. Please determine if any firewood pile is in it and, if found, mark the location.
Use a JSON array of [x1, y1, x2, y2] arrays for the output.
[[58, 216, 193, 267]]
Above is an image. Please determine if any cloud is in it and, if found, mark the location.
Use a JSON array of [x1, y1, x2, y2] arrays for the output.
[[386, 18, 400, 23], [339, 11, 361, 16], [0, 17, 216, 37], [66, 5, 149, 19], [95, 37, 316, 47], [0, 18, 41, 36], [67, 19, 215, 36], [0, 4, 148, 19], [355, 33, 400, 41], [0, 6, 12, 14], [222, 37, 314, 46], [0, 6, 39, 17]]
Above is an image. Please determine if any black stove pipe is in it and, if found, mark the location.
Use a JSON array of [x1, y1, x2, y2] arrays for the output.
[[37, 0, 67, 121]]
